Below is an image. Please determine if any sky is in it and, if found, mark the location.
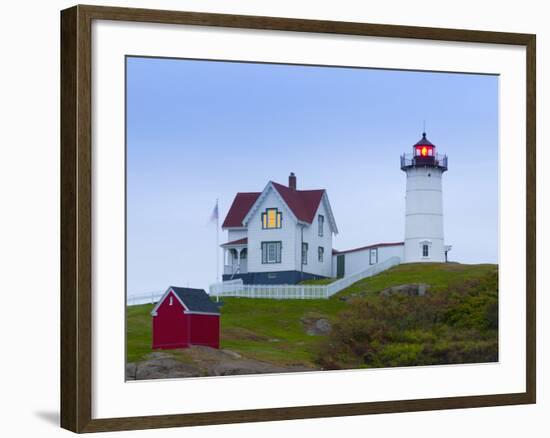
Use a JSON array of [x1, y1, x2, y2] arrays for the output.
[[126, 56, 499, 296]]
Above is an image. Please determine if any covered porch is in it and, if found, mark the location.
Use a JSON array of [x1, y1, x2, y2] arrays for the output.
[[221, 238, 248, 277]]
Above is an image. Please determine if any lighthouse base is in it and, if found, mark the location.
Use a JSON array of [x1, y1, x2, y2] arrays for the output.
[[404, 238, 446, 263]]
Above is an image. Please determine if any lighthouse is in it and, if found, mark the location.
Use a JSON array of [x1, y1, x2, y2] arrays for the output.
[[400, 133, 449, 263]]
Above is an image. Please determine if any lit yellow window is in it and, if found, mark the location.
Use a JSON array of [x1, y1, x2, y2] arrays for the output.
[[262, 208, 282, 229]]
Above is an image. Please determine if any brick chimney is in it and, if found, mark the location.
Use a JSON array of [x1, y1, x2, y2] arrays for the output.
[[288, 172, 297, 190]]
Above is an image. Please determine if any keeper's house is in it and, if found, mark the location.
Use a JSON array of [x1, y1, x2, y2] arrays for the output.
[[331, 242, 405, 278], [221, 173, 338, 285], [218, 133, 452, 286], [151, 287, 220, 350]]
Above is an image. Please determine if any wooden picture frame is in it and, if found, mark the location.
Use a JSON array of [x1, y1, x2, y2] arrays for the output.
[[60, 4, 536, 433]]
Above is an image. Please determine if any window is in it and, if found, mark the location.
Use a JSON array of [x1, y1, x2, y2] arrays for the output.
[[262, 208, 282, 229], [369, 248, 378, 265], [318, 246, 324, 262], [318, 214, 324, 237], [261, 241, 282, 264], [416, 146, 434, 157], [302, 242, 308, 265], [422, 244, 429, 257], [169, 296, 173, 306]]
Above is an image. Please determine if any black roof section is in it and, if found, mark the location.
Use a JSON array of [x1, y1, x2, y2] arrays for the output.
[[414, 132, 435, 147], [169, 287, 220, 314]]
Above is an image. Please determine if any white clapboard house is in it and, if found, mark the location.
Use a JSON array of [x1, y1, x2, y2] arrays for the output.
[[220, 133, 452, 286], [221, 173, 338, 285]]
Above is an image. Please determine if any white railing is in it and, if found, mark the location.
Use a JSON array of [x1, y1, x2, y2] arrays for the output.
[[126, 291, 164, 306], [209, 279, 244, 296], [223, 264, 248, 275], [209, 257, 401, 299], [210, 283, 329, 299], [326, 256, 400, 297]]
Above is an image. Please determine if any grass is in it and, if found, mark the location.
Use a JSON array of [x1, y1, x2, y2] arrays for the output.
[[219, 298, 345, 366], [126, 303, 155, 363], [126, 262, 498, 367], [126, 298, 346, 366], [331, 262, 497, 298], [299, 277, 337, 285]]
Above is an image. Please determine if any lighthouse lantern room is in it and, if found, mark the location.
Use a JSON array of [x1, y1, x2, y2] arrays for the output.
[[400, 132, 449, 263]]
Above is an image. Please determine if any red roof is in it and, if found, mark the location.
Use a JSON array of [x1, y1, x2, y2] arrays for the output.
[[222, 182, 325, 228], [221, 192, 261, 228], [221, 238, 248, 247], [271, 182, 325, 224], [333, 242, 404, 255]]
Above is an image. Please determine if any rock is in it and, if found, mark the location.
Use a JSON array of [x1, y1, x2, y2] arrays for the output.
[[338, 292, 368, 302], [379, 283, 430, 297], [301, 314, 332, 336], [130, 345, 317, 380], [134, 354, 202, 380], [212, 361, 313, 376], [312, 319, 332, 335], [221, 349, 242, 359], [125, 362, 137, 380], [418, 284, 428, 296]]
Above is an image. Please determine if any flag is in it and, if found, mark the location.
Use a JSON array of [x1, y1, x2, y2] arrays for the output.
[[210, 200, 219, 223]]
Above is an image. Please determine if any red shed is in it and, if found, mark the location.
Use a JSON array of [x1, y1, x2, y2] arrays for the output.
[[151, 287, 220, 350]]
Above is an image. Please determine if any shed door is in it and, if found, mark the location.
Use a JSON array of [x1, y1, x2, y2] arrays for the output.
[[336, 255, 345, 278]]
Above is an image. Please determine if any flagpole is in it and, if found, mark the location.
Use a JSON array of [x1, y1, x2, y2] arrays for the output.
[[216, 198, 219, 281], [216, 198, 220, 302]]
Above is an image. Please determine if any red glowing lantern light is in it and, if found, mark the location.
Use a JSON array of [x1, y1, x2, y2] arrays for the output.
[[416, 145, 433, 157]]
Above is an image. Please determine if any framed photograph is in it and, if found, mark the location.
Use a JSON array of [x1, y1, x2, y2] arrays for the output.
[[60, 4, 536, 433]]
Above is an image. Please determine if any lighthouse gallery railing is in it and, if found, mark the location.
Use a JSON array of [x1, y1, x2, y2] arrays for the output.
[[400, 153, 448, 171]]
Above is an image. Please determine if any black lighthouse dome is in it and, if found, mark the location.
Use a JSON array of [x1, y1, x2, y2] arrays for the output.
[[400, 132, 448, 172], [414, 132, 435, 150]]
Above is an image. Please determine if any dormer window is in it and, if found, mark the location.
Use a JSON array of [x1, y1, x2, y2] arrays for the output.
[[262, 208, 282, 229]]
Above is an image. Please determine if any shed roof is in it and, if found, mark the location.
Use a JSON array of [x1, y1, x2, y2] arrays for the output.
[[169, 287, 220, 314]]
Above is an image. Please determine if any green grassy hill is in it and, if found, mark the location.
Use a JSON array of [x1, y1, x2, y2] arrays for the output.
[[127, 263, 498, 368], [302, 262, 497, 297], [127, 298, 345, 365]]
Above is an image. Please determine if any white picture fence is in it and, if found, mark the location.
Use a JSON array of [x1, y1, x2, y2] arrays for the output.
[[209, 257, 400, 299], [126, 291, 164, 306]]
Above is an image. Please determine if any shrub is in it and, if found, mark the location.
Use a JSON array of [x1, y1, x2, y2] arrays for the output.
[[316, 270, 498, 369]]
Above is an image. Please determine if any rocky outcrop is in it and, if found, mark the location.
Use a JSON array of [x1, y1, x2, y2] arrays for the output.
[[379, 283, 430, 297], [300, 314, 332, 336], [126, 346, 316, 380]]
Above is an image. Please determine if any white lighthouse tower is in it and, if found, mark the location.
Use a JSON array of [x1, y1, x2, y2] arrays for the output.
[[400, 132, 449, 263]]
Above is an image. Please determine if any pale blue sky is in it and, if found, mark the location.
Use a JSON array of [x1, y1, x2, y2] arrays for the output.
[[126, 56, 498, 295]]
